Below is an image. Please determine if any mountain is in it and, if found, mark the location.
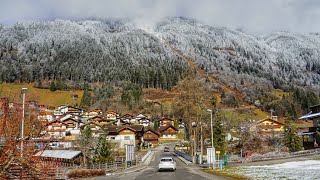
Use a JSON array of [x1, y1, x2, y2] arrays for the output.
[[0, 17, 320, 112]]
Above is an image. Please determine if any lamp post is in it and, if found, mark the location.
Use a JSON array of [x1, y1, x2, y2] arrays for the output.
[[207, 109, 215, 168], [21, 88, 28, 157], [191, 121, 197, 164]]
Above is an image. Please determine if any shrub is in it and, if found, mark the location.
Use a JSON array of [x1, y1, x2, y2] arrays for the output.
[[67, 169, 105, 178]]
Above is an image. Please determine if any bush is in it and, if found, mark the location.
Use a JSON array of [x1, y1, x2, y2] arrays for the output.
[[67, 169, 105, 178]]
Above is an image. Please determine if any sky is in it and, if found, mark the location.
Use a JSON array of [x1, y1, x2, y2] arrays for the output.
[[0, 0, 319, 33]]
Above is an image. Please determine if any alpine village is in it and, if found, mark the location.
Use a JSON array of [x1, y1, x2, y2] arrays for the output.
[[1, 17, 320, 179]]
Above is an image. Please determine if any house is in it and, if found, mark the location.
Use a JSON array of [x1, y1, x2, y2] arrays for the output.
[[143, 129, 160, 145], [138, 118, 151, 127], [104, 125, 144, 148], [121, 113, 135, 123], [158, 118, 174, 126], [298, 104, 320, 149], [106, 110, 118, 120], [81, 121, 104, 137], [251, 117, 284, 133], [54, 105, 84, 116], [158, 125, 178, 139], [83, 109, 103, 117], [61, 117, 81, 135], [47, 120, 67, 137]]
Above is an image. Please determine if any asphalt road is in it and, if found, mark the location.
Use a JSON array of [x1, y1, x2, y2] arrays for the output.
[[88, 144, 226, 180]]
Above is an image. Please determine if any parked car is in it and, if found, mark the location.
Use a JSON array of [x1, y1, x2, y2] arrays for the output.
[[164, 146, 170, 152], [158, 157, 176, 171]]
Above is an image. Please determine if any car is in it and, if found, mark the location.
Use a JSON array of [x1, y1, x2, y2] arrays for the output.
[[164, 146, 170, 152], [158, 157, 176, 171]]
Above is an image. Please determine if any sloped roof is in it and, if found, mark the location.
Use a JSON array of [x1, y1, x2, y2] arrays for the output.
[[34, 150, 82, 159], [299, 112, 320, 120], [158, 125, 177, 132], [257, 118, 284, 125], [144, 129, 160, 136]]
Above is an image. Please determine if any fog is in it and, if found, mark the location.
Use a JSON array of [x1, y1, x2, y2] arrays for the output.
[[0, 0, 319, 33]]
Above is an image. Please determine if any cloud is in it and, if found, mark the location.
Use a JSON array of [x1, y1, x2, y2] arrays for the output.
[[0, 0, 319, 33]]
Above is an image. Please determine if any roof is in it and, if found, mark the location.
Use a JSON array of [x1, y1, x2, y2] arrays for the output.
[[299, 112, 320, 120], [257, 118, 284, 125], [144, 129, 160, 136], [158, 118, 174, 122], [34, 150, 82, 159], [129, 125, 144, 132], [158, 125, 177, 132]]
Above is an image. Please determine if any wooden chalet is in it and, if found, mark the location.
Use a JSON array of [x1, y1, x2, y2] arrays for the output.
[[106, 110, 118, 120], [158, 118, 174, 126], [158, 125, 178, 139], [143, 129, 160, 145], [251, 118, 284, 133]]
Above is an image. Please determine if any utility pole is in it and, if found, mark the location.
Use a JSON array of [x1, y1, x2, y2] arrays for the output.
[[207, 109, 215, 168]]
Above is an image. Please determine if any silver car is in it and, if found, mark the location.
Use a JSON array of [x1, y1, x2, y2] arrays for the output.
[[158, 157, 176, 171]]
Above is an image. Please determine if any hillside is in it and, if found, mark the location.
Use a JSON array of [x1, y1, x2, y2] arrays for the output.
[[0, 83, 83, 108], [0, 17, 320, 116]]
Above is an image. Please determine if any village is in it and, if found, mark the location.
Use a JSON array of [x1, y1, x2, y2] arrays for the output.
[[1, 93, 320, 179]]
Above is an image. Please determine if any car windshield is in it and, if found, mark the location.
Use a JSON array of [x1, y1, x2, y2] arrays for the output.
[[161, 158, 173, 162]]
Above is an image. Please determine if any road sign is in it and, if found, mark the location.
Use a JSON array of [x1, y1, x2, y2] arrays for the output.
[[216, 151, 220, 154]]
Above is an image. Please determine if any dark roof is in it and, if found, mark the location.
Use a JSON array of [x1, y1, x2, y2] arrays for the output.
[[144, 129, 160, 136], [129, 125, 144, 132], [158, 125, 177, 132], [158, 118, 174, 122], [103, 125, 121, 133]]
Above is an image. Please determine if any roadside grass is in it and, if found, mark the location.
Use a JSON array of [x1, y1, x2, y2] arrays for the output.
[[203, 167, 250, 180], [312, 157, 320, 160], [0, 83, 83, 108]]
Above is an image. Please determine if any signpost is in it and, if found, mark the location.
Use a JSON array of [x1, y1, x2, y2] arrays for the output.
[[126, 144, 134, 168], [216, 151, 220, 168]]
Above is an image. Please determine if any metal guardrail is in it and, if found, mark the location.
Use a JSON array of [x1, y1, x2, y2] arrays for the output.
[[141, 150, 152, 162], [174, 150, 192, 162]]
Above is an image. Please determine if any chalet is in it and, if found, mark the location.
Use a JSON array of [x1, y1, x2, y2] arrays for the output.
[[106, 110, 118, 120], [158, 125, 178, 139], [134, 114, 147, 124], [54, 105, 84, 116], [298, 104, 320, 149], [138, 118, 151, 127], [81, 121, 104, 137], [83, 109, 103, 117], [143, 129, 160, 145], [158, 118, 174, 127], [251, 117, 284, 133], [104, 125, 144, 148], [61, 117, 81, 135], [87, 115, 107, 124], [122, 113, 135, 123], [47, 121, 67, 137]]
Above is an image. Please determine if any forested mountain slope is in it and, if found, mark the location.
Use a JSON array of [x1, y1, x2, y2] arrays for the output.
[[0, 17, 320, 114]]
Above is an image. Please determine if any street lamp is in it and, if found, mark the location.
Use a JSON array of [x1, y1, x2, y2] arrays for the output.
[[207, 109, 215, 168], [21, 88, 28, 157]]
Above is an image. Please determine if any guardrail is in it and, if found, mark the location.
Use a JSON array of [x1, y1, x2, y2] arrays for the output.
[[174, 150, 192, 162], [141, 150, 152, 162]]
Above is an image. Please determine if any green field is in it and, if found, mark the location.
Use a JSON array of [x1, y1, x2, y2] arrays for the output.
[[0, 83, 84, 108]]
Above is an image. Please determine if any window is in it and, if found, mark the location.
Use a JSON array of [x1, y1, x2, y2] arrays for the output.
[[124, 136, 130, 140]]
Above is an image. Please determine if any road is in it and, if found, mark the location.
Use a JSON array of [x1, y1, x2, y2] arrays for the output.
[[87, 144, 226, 180]]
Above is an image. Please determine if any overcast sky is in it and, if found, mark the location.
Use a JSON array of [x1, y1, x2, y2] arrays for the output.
[[0, 0, 319, 33]]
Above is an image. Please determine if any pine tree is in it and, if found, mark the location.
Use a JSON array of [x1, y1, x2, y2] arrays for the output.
[[49, 81, 57, 92], [80, 89, 92, 109], [79, 126, 93, 166], [283, 120, 303, 152], [92, 134, 113, 163]]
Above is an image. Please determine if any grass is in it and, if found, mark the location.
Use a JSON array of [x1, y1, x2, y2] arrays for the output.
[[0, 83, 83, 108], [203, 167, 250, 180], [272, 89, 290, 98]]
